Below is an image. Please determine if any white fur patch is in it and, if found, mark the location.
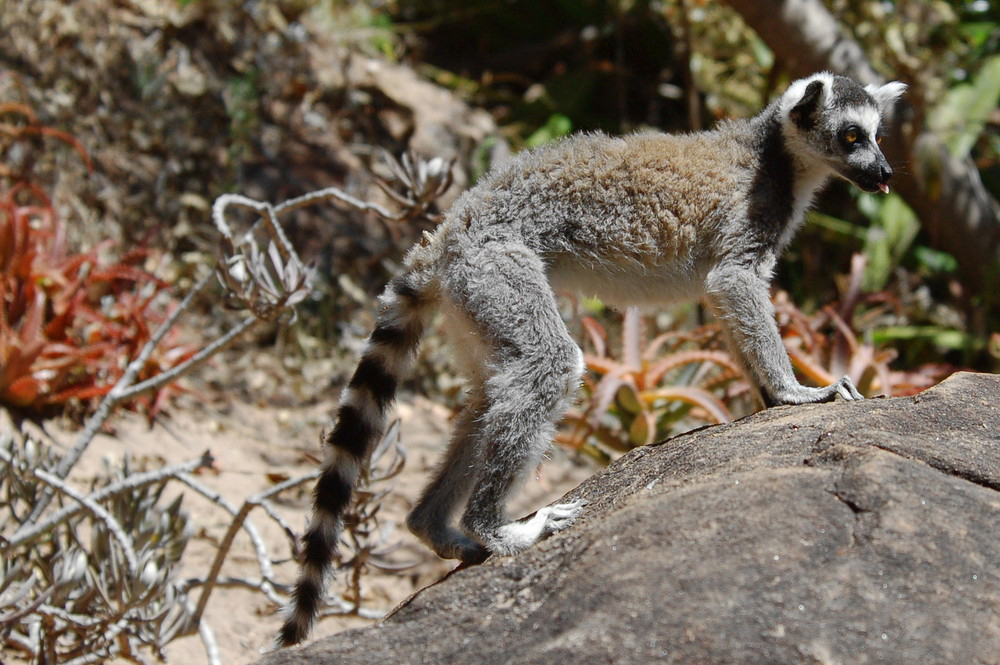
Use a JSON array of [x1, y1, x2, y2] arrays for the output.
[[785, 162, 832, 247], [323, 444, 362, 479], [492, 500, 585, 555], [865, 81, 908, 114], [547, 255, 707, 310], [778, 72, 835, 118], [837, 105, 883, 143]]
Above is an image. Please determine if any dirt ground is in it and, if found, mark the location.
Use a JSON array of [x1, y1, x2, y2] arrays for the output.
[[62, 390, 596, 664]]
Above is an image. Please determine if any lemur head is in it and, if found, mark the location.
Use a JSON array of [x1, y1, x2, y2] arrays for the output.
[[779, 73, 907, 193]]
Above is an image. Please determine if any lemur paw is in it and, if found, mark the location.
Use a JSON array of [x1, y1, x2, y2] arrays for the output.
[[834, 375, 864, 401], [775, 375, 864, 405], [455, 541, 490, 564], [415, 524, 489, 563], [540, 499, 586, 535], [479, 500, 586, 557]]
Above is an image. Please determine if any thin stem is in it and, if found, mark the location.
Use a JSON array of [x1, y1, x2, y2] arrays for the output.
[[5, 452, 213, 551], [274, 186, 401, 220], [173, 472, 280, 625], [261, 202, 296, 263], [113, 315, 257, 402], [0, 584, 53, 624], [191, 499, 255, 628], [180, 575, 291, 595], [186, 470, 319, 627], [257, 496, 305, 549], [211, 193, 263, 240], [110, 271, 218, 401], [35, 603, 104, 628], [182, 597, 221, 665], [31, 468, 138, 574], [213, 194, 302, 265]]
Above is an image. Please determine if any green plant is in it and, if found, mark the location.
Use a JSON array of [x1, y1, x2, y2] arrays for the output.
[[559, 306, 749, 462], [0, 435, 203, 664], [927, 54, 1000, 162]]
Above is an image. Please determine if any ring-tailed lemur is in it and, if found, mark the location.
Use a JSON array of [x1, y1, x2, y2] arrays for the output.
[[279, 72, 906, 646]]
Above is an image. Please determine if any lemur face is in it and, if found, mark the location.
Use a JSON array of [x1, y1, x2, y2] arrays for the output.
[[785, 74, 906, 194], [827, 101, 893, 193]]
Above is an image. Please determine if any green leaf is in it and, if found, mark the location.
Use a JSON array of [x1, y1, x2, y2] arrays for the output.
[[582, 297, 605, 314], [958, 22, 996, 49], [628, 411, 656, 447], [525, 113, 573, 148], [861, 193, 919, 291], [913, 246, 958, 274], [872, 326, 974, 351], [749, 35, 773, 69], [807, 211, 866, 240], [615, 383, 644, 415], [929, 54, 1000, 160]]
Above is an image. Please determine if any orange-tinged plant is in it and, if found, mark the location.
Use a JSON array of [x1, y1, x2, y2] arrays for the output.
[[559, 306, 750, 462], [0, 104, 193, 417], [775, 254, 958, 398], [560, 254, 959, 462]]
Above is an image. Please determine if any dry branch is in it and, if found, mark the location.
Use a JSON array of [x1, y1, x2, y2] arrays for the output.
[[2, 150, 450, 663]]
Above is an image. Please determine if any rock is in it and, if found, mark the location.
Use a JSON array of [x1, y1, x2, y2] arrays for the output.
[[256, 372, 1000, 665]]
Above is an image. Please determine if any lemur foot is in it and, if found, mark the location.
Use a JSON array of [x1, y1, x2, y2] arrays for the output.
[[540, 499, 586, 535], [833, 376, 865, 401], [775, 375, 863, 405], [413, 524, 489, 563], [484, 500, 587, 556], [456, 541, 490, 564]]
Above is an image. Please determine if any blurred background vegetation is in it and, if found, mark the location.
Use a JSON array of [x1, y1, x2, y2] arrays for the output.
[[0, 0, 997, 444], [392, 0, 1000, 371], [1, 1, 998, 659]]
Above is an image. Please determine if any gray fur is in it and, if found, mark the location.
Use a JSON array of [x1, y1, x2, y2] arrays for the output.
[[279, 73, 906, 645]]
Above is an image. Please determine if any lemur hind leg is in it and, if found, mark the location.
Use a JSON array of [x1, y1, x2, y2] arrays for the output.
[[406, 389, 489, 563], [443, 241, 585, 557]]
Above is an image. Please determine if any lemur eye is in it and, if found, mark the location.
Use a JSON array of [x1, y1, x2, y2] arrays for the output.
[[876, 135, 884, 146], [845, 129, 859, 144]]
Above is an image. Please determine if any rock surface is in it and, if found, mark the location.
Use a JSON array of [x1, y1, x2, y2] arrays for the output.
[[257, 372, 1000, 665]]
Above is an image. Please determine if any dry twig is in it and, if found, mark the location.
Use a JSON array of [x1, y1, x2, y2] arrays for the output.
[[3, 150, 452, 663]]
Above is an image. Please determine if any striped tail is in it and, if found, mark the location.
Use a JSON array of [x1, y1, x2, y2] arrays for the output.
[[278, 274, 431, 646]]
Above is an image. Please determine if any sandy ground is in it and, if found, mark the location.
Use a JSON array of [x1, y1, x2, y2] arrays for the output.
[[57, 391, 596, 664]]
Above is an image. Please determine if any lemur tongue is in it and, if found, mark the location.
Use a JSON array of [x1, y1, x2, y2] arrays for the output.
[[878, 183, 890, 194]]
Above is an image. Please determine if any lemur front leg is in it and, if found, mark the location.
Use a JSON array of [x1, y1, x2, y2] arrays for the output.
[[704, 264, 863, 406]]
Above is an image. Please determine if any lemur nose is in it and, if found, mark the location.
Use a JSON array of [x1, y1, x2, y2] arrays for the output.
[[880, 164, 893, 182]]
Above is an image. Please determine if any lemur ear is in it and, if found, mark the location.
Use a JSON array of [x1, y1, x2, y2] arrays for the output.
[[865, 81, 907, 115], [789, 80, 826, 131]]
